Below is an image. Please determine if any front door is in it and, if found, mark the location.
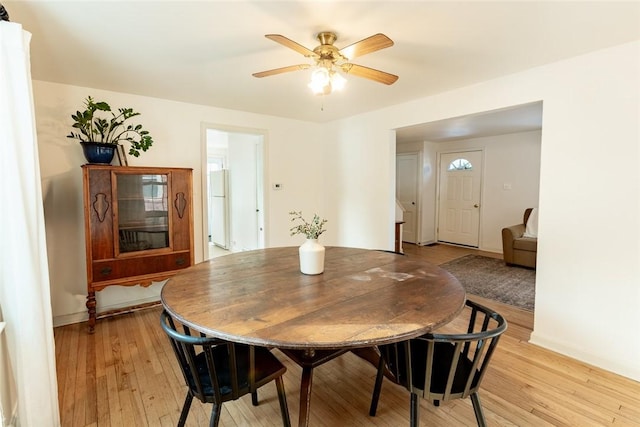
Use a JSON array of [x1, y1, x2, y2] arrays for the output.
[[437, 150, 483, 247], [396, 153, 419, 244]]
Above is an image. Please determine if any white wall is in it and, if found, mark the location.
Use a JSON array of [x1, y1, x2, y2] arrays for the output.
[[34, 40, 640, 381], [325, 41, 640, 381], [322, 114, 396, 249], [34, 81, 324, 326]]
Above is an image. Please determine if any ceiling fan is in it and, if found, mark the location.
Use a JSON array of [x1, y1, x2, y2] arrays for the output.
[[253, 32, 398, 95]]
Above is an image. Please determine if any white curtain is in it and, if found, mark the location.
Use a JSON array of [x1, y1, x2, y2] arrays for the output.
[[0, 21, 60, 426]]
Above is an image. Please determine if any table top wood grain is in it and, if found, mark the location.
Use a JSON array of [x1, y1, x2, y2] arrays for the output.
[[161, 246, 466, 350]]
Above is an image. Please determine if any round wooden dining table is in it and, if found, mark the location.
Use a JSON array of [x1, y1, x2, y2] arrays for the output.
[[161, 246, 466, 427]]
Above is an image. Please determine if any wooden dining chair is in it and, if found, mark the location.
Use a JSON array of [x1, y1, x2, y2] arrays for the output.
[[160, 310, 291, 427], [369, 300, 507, 427]]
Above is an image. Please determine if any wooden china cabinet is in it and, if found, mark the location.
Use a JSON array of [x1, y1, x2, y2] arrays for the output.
[[82, 165, 194, 332]]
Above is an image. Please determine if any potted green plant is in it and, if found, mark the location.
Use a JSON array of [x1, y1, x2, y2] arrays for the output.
[[67, 96, 154, 164], [289, 211, 328, 275]]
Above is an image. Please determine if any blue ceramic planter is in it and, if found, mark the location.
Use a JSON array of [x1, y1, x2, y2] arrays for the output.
[[81, 142, 116, 164]]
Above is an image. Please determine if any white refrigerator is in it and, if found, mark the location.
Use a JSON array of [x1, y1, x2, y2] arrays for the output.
[[210, 169, 230, 249]]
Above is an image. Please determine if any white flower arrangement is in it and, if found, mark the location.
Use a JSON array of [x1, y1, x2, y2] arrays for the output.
[[289, 211, 327, 240]]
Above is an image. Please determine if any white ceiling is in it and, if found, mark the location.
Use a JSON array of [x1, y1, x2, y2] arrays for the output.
[[395, 101, 544, 143], [4, 1, 639, 140]]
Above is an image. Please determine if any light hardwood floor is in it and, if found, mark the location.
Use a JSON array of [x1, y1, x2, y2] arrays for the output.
[[55, 244, 640, 426]]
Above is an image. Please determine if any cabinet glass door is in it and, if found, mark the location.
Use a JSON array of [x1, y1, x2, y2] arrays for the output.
[[116, 173, 169, 253]]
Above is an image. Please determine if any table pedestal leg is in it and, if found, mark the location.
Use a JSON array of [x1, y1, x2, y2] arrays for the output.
[[280, 348, 349, 427]]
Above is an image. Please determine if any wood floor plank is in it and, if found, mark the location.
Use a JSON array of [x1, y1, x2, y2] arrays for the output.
[[84, 330, 98, 426], [126, 317, 168, 424], [95, 374, 110, 427], [72, 324, 88, 427], [60, 322, 79, 427], [480, 390, 555, 427], [104, 363, 122, 425], [54, 326, 69, 422], [54, 243, 640, 426]]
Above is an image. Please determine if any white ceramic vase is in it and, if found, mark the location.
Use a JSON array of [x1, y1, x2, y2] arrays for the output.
[[298, 238, 325, 275]]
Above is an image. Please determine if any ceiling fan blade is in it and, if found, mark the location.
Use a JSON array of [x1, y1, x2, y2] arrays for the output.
[[265, 34, 316, 57], [339, 33, 394, 60], [252, 64, 310, 78], [340, 63, 398, 85]]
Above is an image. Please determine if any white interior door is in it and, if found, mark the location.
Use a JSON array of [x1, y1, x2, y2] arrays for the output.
[[437, 151, 483, 247], [228, 133, 261, 252], [396, 153, 419, 244]]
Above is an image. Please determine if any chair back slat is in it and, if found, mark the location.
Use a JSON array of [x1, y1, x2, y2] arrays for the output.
[[463, 338, 486, 397], [405, 341, 414, 394], [227, 343, 241, 400], [248, 345, 256, 395], [442, 341, 463, 401], [471, 331, 503, 391], [204, 345, 224, 403], [165, 316, 200, 395], [422, 341, 435, 398]]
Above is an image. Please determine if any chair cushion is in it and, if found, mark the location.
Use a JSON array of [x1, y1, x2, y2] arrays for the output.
[[513, 237, 537, 252], [187, 345, 285, 399], [187, 348, 243, 397], [381, 341, 479, 395], [410, 341, 479, 394]]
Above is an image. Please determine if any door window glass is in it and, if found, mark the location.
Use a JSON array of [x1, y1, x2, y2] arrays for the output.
[[447, 158, 473, 171]]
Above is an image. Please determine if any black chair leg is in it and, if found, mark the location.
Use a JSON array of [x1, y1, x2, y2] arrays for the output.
[[470, 392, 487, 427], [410, 393, 419, 427], [210, 402, 222, 427], [369, 355, 386, 416], [251, 391, 259, 406], [177, 393, 193, 427], [275, 376, 292, 427]]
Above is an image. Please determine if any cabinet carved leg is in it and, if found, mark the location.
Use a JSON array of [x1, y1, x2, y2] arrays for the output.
[[86, 291, 96, 334]]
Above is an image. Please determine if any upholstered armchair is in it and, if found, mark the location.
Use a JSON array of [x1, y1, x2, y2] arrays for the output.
[[502, 208, 537, 269]]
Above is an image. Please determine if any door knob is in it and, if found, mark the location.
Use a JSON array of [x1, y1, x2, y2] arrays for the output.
[[474, 204, 479, 208]]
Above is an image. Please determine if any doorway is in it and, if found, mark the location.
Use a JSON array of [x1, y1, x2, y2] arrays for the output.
[[202, 126, 266, 259], [437, 150, 483, 247], [396, 153, 420, 244]]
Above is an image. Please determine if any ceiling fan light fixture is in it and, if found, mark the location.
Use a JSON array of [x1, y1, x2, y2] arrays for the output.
[[331, 72, 347, 91], [308, 66, 347, 95], [308, 67, 330, 94]]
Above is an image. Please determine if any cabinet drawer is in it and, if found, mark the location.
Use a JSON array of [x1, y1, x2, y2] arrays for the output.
[[92, 252, 191, 282]]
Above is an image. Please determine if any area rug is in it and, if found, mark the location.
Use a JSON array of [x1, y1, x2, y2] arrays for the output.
[[440, 255, 535, 311]]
